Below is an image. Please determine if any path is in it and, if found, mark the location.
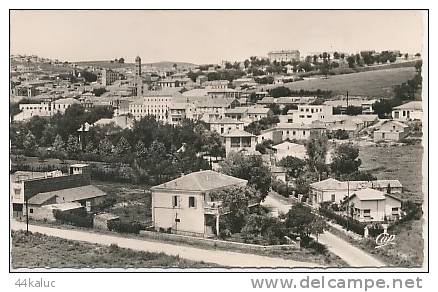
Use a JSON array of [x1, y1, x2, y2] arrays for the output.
[[262, 194, 386, 267], [11, 220, 322, 268]]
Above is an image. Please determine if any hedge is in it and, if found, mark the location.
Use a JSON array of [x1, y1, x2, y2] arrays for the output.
[[53, 209, 93, 228], [319, 207, 365, 236], [107, 220, 142, 234]]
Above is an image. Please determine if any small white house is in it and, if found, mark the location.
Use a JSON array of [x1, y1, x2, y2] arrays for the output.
[[221, 129, 257, 157], [392, 101, 423, 122], [272, 141, 307, 161], [150, 170, 248, 237], [343, 188, 402, 222], [373, 120, 409, 142]]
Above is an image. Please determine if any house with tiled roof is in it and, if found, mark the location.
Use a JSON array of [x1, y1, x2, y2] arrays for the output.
[[342, 188, 402, 222], [373, 120, 409, 142], [309, 178, 402, 207], [221, 129, 257, 157], [392, 101, 423, 122], [150, 170, 248, 237]]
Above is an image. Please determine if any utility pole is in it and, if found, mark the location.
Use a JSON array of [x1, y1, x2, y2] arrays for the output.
[[25, 197, 29, 235]]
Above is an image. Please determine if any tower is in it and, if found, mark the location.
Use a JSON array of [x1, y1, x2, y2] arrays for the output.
[[135, 56, 143, 96]]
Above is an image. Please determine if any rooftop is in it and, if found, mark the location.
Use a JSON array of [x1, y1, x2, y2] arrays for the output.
[[221, 128, 256, 138], [28, 185, 107, 205], [150, 170, 247, 192]]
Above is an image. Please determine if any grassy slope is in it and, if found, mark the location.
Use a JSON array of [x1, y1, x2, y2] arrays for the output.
[[359, 144, 424, 201], [11, 230, 214, 269], [267, 67, 417, 98]]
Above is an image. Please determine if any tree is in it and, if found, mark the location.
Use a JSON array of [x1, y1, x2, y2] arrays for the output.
[[373, 99, 394, 118], [113, 136, 132, 158], [118, 57, 125, 64], [66, 135, 81, 156], [135, 140, 147, 159], [345, 106, 363, 116], [241, 213, 286, 245], [278, 156, 306, 179], [284, 203, 316, 239], [52, 134, 65, 152], [330, 143, 361, 178], [23, 132, 38, 155], [219, 152, 271, 200], [98, 137, 113, 158], [269, 86, 291, 98], [346, 55, 356, 68], [305, 135, 328, 179], [310, 216, 327, 242], [210, 185, 260, 233]]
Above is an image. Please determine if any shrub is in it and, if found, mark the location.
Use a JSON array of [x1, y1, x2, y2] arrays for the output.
[[107, 220, 142, 234], [53, 209, 93, 228], [319, 207, 365, 236], [271, 179, 290, 198]]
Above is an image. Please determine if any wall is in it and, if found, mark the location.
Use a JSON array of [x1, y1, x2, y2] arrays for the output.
[[24, 174, 91, 200], [139, 230, 299, 252]]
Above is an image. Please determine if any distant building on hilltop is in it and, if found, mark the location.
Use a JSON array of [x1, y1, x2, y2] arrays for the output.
[[268, 50, 300, 63]]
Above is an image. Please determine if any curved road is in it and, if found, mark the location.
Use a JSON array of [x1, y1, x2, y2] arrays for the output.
[[262, 193, 386, 267], [11, 221, 322, 268]]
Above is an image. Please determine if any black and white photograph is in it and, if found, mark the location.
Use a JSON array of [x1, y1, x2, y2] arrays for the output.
[[3, 5, 433, 291]]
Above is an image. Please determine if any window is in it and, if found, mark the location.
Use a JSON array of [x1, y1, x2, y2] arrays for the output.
[[331, 194, 336, 202], [242, 137, 251, 147], [172, 195, 180, 208], [29, 208, 34, 214], [363, 209, 371, 217], [189, 196, 196, 208], [231, 137, 240, 148]]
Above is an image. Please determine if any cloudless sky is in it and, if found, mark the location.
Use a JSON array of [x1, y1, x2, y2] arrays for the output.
[[10, 10, 425, 64]]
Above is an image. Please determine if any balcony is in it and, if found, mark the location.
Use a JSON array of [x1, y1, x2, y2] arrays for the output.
[[204, 201, 221, 215]]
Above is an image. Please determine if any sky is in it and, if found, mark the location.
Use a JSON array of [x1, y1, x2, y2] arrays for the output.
[[10, 10, 425, 64]]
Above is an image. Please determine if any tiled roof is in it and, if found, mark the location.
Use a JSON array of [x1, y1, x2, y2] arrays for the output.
[[311, 178, 403, 191], [221, 128, 255, 138], [209, 117, 244, 124], [350, 188, 386, 201], [28, 185, 107, 205], [150, 170, 247, 192], [393, 101, 422, 110]]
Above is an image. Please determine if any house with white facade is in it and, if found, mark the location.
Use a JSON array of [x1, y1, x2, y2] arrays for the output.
[[221, 129, 257, 157], [373, 120, 409, 142], [310, 178, 403, 207], [150, 170, 247, 237], [272, 141, 307, 161], [342, 188, 402, 222], [209, 117, 245, 134], [391, 101, 423, 121]]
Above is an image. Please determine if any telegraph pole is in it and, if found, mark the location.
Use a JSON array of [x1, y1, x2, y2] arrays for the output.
[[25, 197, 29, 235]]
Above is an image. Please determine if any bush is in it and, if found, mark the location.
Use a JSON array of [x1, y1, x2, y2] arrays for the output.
[[53, 209, 93, 228], [271, 179, 290, 198], [107, 220, 142, 234]]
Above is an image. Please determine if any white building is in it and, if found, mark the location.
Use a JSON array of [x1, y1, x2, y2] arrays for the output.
[[268, 50, 301, 63], [373, 120, 409, 142], [343, 188, 402, 222], [310, 178, 403, 207], [221, 129, 257, 157], [150, 170, 248, 237], [129, 91, 182, 122], [391, 101, 423, 121]]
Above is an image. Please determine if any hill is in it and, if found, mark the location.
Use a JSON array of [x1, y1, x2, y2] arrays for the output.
[[264, 67, 418, 98], [75, 60, 196, 70]]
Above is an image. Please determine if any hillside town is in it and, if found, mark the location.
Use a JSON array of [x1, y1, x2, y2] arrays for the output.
[[10, 46, 425, 267]]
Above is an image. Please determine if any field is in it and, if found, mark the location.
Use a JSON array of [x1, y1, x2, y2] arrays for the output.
[[265, 67, 417, 98], [359, 143, 425, 201], [358, 143, 425, 267], [11, 230, 214, 269], [94, 181, 152, 224]]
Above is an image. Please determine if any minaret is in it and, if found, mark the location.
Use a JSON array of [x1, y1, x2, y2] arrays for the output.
[[135, 55, 142, 96]]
